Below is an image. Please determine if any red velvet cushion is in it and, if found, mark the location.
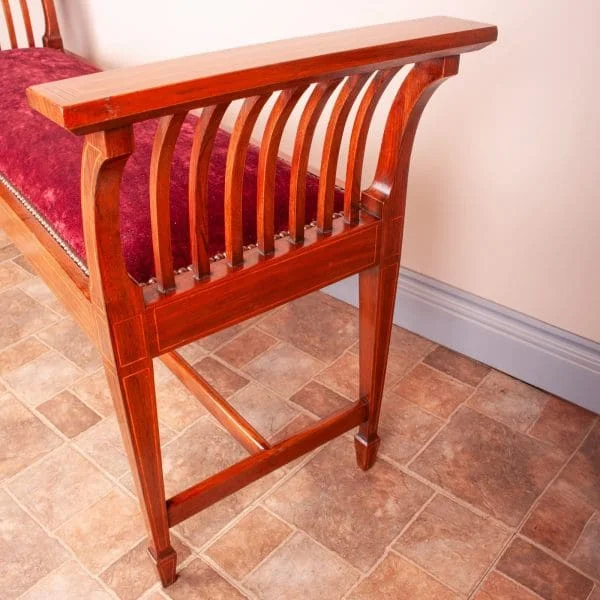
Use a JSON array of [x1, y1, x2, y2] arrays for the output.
[[0, 48, 342, 283]]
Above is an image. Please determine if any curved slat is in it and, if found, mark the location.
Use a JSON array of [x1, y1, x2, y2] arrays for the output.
[[367, 56, 460, 210], [344, 68, 401, 224], [19, 0, 35, 47], [189, 103, 230, 279], [289, 78, 343, 243], [150, 112, 187, 293], [257, 86, 308, 255], [224, 95, 270, 266], [41, 0, 62, 49], [317, 73, 370, 233], [1, 0, 17, 48]]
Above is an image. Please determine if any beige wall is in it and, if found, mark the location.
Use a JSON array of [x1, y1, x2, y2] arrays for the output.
[[53, 0, 600, 342]]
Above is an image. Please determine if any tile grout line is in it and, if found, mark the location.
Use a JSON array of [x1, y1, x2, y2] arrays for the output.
[[3, 485, 122, 600], [466, 420, 598, 599], [340, 492, 440, 599], [404, 369, 493, 471], [567, 509, 598, 564]]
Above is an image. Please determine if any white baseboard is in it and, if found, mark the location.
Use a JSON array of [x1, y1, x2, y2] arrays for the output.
[[324, 269, 600, 414]]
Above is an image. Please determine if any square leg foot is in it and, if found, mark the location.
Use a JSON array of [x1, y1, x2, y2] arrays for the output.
[[354, 433, 380, 471]]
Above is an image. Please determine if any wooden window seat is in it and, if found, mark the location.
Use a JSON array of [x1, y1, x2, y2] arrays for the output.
[[0, 2, 497, 588]]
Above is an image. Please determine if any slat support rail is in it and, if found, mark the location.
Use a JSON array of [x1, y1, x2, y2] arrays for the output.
[[160, 351, 270, 455], [167, 397, 368, 526]]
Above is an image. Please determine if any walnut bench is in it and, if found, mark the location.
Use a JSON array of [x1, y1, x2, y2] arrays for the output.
[[0, 2, 497, 587]]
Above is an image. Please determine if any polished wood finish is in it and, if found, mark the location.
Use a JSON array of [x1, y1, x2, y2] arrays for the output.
[[189, 103, 229, 278], [257, 86, 308, 254], [0, 0, 62, 49], [18, 0, 34, 47], [225, 95, 270, 266], [167, 398, 369, 526], [289, 79, 342, 242], [150, 112, 187, 292], [1, 0, 17, 49], [1, 14, 496, 587], [80, 128, 176, 586], [27, 17, 496, 133], [160, 351, 270, 454], [317, 73, 369, 233], [355, 56, 460, 468], [344, 67, 400, 224]]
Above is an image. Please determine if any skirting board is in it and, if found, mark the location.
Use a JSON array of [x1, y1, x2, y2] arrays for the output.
[[324, 269, 600, 414]]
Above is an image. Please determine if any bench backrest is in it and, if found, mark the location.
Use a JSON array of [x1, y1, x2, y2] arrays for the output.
[[0, 0, 62, 50]]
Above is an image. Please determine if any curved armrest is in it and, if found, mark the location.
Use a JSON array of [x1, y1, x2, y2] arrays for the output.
[[27, 16, 496, 134]]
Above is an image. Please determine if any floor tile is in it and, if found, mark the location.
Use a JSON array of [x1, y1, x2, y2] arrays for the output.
[[0, 336, 49, 377], [37, 391, 101, 438], [497, 537, 593, 600], [378, 390, 444, 464], [11, 254, 35, 274], [196, 321, 251, 352], [176, 470, 284, 549], [0, 243, 19, 262], [246, 531, 359, 600], [70, 369, 114, 416], [289, 380, 352, 418], [162, 415, 247, 497], [265, 437, 433, 571], [0, 489, 68, 599], [468, 371, 550, 432], [56, 487, 144, 574], [423, 346, 491, 386], [156, 377, 207, 432], [245, 342, 325, 397], [176, 339, 208, 364], [316, 351, 399, 401], [165, 558, 248, 599], [257, 292, 358, 362], [8, 445, 113, 530], [411, 407, 565, 526], [0, 260, 31, 290], [75, 416, 131, 479], [205, 506, 292, 580], [569, 513, 600, 580], [348, 552, 460, 600], [394, 494, 510, 594], [101, 536, 191, 600], [228, 381, 298, 438], [383, 326, 437, 376], [0, 392, 62, 480], [474, 571, 541, 599], [393, 363, 473, 418], [215, 327, 278, 368], [520, 479, 594, 557], [559, 420, 600, 510], [38, 318, 102, 373], [588, 588, 600, 600], [528, 396, 596, 454], [20, 560, 112, 600], [192, 356, 249, 398], [0, 287, 60, 349], [4, 350, 82, 406]]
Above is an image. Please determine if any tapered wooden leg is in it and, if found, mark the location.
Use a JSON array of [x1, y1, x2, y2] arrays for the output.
[[354, 261, 400, 470], [104, 359, 177, 586]]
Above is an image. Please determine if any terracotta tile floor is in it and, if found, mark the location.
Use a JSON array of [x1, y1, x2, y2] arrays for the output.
[[0, 245, 598, 599]]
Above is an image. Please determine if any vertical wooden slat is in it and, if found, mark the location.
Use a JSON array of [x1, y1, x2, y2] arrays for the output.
[[41, 0, 62, 49], [344, 68, 401, 224], [189, 103, 230, 279], [149, 112, 187, 293], [257, 86, 308, 255], [317, 74, 370, 233], [19, 0, 35, 47], [2, 0, 17, 48], [224, 95, 270, 267], [288, 78, 342, 243]]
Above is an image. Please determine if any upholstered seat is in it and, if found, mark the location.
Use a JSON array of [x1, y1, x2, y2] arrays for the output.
[[0, 48, 342, 283]]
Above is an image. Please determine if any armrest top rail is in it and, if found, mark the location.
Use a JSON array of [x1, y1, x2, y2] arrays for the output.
[[27, 16, 497, 134]]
